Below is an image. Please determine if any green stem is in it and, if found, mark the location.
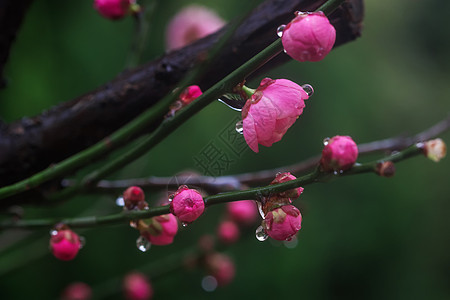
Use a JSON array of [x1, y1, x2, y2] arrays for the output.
[[0, 143, 426, 230], [242, 85, 256, 98]]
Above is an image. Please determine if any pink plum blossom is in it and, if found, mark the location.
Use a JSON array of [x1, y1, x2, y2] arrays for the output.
[[262, 205, 302, 241], [139, 214, 178, 246], [217, 220, 240, 244], [123, 272, 153, 300], [170, 185, 204, 223], [205, 253, 236, 286], [61, 282, 92, 300], [242, 78, 309, 152], [179, 85, 202, 105], [227, 200, 257, 225], [123, 186, 147, 210], [93, 0, 132, 20], [320, 135, 358, 172], [271, 172, 304, 199], [281, 11, 336, 62], [50, 228, 82, 261], [166, 5, 226, 51]]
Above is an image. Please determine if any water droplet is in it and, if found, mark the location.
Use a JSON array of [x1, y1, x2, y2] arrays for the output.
[[283, 236, 298, 249], [277, 25, 286, 37], [333, 170, 339, 175], [301, 84, 314, 97], [136, 236, 151, 252], [323, 137, 330, 146], [256, 201, 265, 219], [201, 276, 218, 292], [79, 236, 86, 249], [255, 225, 269, 242], [217, 98, 244, 111], [181, 222, 189, 228], [116, 196, 124, 207], [50, 230, 58, 236], [235, 120, 243, 134]]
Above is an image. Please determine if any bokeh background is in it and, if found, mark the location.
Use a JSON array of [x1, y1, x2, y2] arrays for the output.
[[1, 0, 449, 299]]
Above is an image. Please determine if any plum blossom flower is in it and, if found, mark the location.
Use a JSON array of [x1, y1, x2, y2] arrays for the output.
[[138, 214, 178, 246], [242, 78, 309, 152], [320, 135, 358, 172], [123, 272, 153, 300], [170, 185, 205, 223], [262, 205, 302, 241], [50, 227, 82, 261], [166, 5, 225, 51], [227, 200, 257, 225], [93, 0, 132, 20], [281, 11, 336, 62]]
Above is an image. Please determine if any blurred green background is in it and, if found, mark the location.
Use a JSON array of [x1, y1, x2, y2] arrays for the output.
[[1, 0, 449, 299]]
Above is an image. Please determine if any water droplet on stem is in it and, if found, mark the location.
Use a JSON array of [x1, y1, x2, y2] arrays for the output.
[[277, 25, 286, 37], [235, 120, 244, 134], [255, 225, 269, 242], [116, 196, 124, 207]]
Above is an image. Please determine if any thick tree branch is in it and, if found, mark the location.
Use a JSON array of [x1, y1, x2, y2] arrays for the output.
[[0, 0, 363, 191]]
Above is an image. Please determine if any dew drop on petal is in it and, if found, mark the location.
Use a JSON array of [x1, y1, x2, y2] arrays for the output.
[[50, 230, 58, 236], [323, 137, 330, 146], [276, 25, 286, 37], [79, 236, 86, 249], [255, 225, 269, 242], [301, 84, 314, 97], [116, 196, 124, 207], [201, 276, 218, 292], [235, 120, 244, 135], [136, 236, 151, 252]]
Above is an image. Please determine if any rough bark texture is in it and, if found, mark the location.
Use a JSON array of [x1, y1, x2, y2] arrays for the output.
[[0, 0, 364, 207]]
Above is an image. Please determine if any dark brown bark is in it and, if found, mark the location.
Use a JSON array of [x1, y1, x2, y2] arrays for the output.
[[0, 0, 364, 207]]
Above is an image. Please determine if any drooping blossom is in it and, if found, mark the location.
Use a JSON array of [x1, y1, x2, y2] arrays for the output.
[[281, 11, 336, 62], [166, 5, 225, 51], [242, 78, 309, 152], [262, 205, 302, 241]]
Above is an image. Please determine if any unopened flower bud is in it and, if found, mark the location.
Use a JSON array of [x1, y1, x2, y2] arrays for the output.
[[50, 226, 82, 261], [93, 0, 132, 20], [61, 282, 92, 300], [166, 5, 225, 51], [123, 272, 153, 300], [271, 172, 304, 199], [170, 185, 204, 223], [262, 205, 302, 241], [205, 253, 235, 286], [227, 200, 257, 225], [320, 135, 358, 172], [123, 186, 148, 210], [139, 214, 178, 246], [217, 220, 240, 244], [180, 85, 202, 105], [281, 11, 336, 62], [423, 138, 447, 162], [376, 161, 396, 177]]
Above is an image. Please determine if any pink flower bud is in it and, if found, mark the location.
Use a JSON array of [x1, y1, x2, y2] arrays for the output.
[[61, 282, 92, 300], [179, 85, 202, 105], [170, 185, 204, 223], [281, 11, 336, 62], [423, 138, 447, 162], [227, 200, 257, 225], [123, 186, 148, 210], [262, 205, 302, 241], [320, 135, 358, 172], [242, 78, 309, 152], [271, 172, 304, 199], [123, 272, 153, 300], [139, 214, 178, 246], [205, 253, 236, 286], [50, 228, 82, 261], [166, 5, 226, 51], [217, 220, 240, 244], [93, 0, 131, 20]]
